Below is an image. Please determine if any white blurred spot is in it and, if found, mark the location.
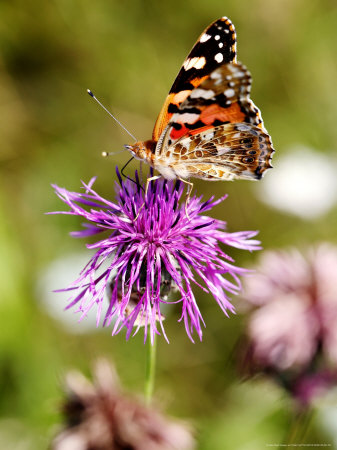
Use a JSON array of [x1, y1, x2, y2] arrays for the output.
[[318, 395, 337, 447], [257, 147, 337, 219], [37, 252, 105, 334]]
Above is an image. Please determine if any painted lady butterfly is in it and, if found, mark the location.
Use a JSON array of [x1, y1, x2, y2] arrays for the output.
[[125, 17, 274, 182]]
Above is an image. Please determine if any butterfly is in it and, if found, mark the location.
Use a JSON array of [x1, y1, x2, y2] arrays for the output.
[[125, 16, 274, 184]]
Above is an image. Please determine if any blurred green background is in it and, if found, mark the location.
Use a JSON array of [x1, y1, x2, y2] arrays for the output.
[[1, 0, 337, 448]]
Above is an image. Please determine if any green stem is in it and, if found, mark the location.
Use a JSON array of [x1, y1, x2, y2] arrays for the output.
[[282, 408, 314, 447], [145, 334, 157, 405]]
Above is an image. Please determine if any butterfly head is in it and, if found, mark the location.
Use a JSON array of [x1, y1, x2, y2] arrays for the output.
[[124, 140, 156, 165]]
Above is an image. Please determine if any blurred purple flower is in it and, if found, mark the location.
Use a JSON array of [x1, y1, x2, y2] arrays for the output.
[[292, 370, 337, 407], [241, 244, 337, 406], [52, 359, 195, 450], [51, 170, 260, 343]]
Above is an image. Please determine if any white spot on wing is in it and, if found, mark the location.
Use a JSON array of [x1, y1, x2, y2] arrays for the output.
[[210, 71, 222, 80], [215, 35, 220, 40], [189, 88, 215, 99], [236, 124, 250, 131], [173, 90, 192, 103], [200, 33, 211, 43], [214, 53, 224, 63], [177, 113, 200, 123], [217, 146, 230, 156], [183, 56, 206, 71], [224, 88, 235, 97], [219, 42, 223, 48], [203, 132, 215, 141]]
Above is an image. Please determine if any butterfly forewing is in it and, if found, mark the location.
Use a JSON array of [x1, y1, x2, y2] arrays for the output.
[[152, 17, 237, 141]]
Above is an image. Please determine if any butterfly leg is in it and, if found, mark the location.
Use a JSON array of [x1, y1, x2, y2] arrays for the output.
[[178, 177, 193, 220], [145, 175, 161, 197], [133, 175, 161, 221]]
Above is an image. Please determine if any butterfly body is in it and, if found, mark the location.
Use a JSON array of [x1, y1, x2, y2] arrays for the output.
[[126, 17, 274, 182]]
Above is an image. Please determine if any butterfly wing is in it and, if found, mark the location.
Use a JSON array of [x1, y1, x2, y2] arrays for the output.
[[153, 61, 274, 181], [158, 62, 267, 150], [156, 122, 274, 181], [152, 17, 237, 141]]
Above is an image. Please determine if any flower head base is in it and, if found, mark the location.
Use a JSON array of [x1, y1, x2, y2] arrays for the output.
[[52, 169, 260, 342], [241, 244, 337, 406], [52, 359, 195, 450]]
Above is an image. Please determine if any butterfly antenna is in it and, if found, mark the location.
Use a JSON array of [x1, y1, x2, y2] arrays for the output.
[[87, 89, 137, 141], [101, 149, 125, 157]]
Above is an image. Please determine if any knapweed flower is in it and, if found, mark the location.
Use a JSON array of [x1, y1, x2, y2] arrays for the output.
[[52, 359, 195, 450], [241, 244, 337, 406], [51, 170, 260, 342]]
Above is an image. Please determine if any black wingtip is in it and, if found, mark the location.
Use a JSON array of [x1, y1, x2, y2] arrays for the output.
[[87, 89, 94, 97]]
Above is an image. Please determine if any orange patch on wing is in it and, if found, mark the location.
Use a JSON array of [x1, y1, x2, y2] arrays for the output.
[[169, 102, 247, 142], [190, 75, 208, 87], [189, 124, 214, 135], [152, 94, 175, 141], [200, 103, 245, 124], [152, 75, 213, 141]]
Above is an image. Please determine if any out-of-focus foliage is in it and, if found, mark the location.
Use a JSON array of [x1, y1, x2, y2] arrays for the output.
[[0, 0, 336, 448]]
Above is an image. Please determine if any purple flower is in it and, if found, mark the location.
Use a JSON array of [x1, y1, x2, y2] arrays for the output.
[[51, 169, 260, 343], [241, 244, 337, 406]]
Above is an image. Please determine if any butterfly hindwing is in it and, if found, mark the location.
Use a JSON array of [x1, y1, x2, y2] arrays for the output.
[[156, 122, 274, 181], [181, 63, 264, 128], [152, 17, 237, 141]]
